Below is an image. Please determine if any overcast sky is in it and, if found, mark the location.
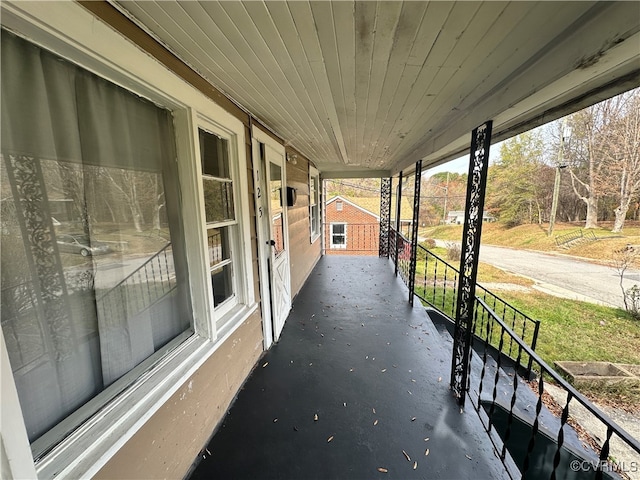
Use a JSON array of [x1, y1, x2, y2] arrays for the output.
[[425, 140, 504, 176]]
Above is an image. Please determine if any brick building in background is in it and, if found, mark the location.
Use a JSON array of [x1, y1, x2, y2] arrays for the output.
[[324, 196, 413, 256]]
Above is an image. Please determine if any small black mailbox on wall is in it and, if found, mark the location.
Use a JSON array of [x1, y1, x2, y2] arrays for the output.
[[286, 187, 297, 207]]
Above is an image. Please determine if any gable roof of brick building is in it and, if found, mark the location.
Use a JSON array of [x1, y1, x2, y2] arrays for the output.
[[326, 195, 413, 222]]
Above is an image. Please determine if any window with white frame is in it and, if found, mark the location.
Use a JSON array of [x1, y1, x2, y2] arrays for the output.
[[330, 223, 347, 249], [0, 8, 257, 478], [0, 29, 192, 452], [336, 200, 343, 211], [199, 127, 240, 323], [309, 166, 320, 242]]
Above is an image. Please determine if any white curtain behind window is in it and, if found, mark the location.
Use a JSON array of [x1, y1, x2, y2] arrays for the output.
[[0, 29, 191, 446]]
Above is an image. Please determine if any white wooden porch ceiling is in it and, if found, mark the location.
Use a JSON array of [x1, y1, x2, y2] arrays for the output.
[[115, 1, 640, 177]]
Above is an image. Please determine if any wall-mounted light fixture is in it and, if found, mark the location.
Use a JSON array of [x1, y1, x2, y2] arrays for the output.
[[286, 153, 298, 165]]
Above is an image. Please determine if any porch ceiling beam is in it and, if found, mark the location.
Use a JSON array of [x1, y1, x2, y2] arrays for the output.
[[394, 2, 640, 174], [320, 169, 391, 179]]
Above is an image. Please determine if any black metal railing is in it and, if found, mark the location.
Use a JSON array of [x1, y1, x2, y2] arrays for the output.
[[97, 243, 177, 323], [324, 223, 380, 255], [412, 242, 540, 371], [385, 225, 639, 479], [470, 297, 640, 480], [392, 230, 412, 284]]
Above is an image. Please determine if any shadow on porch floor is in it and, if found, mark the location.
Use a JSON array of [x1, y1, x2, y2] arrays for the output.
[[188, 256, 509, 480]]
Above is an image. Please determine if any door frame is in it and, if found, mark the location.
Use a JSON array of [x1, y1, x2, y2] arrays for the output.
[[251, 126, 291, 349]]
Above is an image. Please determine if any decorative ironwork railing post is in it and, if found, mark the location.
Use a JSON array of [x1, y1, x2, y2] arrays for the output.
[[394, 171, 403, 277], [450, 121, 493, 406], [4, 155, 75, 351], [321, 175, 327, 255], [408, 160, 422, 306], [379, 177, 392, 257]]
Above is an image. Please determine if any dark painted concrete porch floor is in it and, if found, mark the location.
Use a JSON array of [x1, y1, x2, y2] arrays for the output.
[[188, 256, 509, 480]]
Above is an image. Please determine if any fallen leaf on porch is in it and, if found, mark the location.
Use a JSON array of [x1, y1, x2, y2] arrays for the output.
[[373, 419, 378, 426], [262, 362, 269, 368], [377, 467, 388, 473], [361, 323, 365, 327], [465, 455, 472, 460], [411, 379, 416, 383], [327, 435, 334, 442], [349, 368, 354, 372], [438, 377, 442, 382], [314, 413, 318, 421], [402, 450, 411, 462], [424, 438, 429, 442], [381, 369, 387, 373], [407, 390, 412, 395], [425, 448, 430, 456], [413, 461, 418, 470], [411, 417, 416, 422], [372, 407, 376, 414], [273, 418, 278, 423], [343, 402, 347, 407]]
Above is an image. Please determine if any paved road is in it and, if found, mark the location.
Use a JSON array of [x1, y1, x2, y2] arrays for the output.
[[431, 239, 640, 308], [477, 244, 638, 309]]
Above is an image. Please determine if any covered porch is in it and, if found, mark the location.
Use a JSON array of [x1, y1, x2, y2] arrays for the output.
[[188, 255, 508, 479], [1, 2, 638, 479]]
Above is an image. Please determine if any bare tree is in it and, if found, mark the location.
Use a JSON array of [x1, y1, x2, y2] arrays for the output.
[[606, 91, 640, 233], [153, 175, 166, 231], [100, 168, 145, 233], [565, 104, 611, 229]]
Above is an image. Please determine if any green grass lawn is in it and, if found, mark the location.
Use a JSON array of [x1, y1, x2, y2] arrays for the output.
[[497, 291, 640, 365], [495, 289, 640, 411]]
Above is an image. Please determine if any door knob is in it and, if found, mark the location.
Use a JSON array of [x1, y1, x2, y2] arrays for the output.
[[267, 240, 276, 246]]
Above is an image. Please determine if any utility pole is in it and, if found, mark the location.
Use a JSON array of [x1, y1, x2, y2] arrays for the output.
[[442, 172, 449, 225], [548, 119, 571, 236]]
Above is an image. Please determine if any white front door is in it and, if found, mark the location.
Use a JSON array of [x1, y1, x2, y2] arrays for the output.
[[252, 132, 291, 346], [264, 146, 291, 340]]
